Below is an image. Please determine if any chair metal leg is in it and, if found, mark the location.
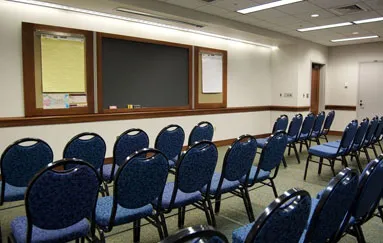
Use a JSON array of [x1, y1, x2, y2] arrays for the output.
[[76, 239, 80, 243], [159, 213, 168, 237], [288, 146, 291, 156], [324, 135, 328, 142], [378, 141, 383, 153], [98, 228, 106, 243], [318, 157, 323, 175], [354, 225, 366, 243], [207, 199, 216, 227], [133, 219, 141, 243], [364, 148, 371, 161], [269, 179, 278, 198], [81, 237, 85, 243], [177, 207, 186, 229], [214, 194, 221, 214], [316, 138, 320, 145], [282, 157, 287, 168], [305, 141, 310, 151], [330, 160, 336, 177], [299, 141, 303, 152], [153, 214, 164, 240], [102, 181, 109, 196], [342, 156, 349, 167], [355, 154, 363, 173], [304, 155, 311, 180], [372, 145, 378, 158], [243, 188, 255, 222], [378, 205, 383, 223], [293, 143, 300, 164]]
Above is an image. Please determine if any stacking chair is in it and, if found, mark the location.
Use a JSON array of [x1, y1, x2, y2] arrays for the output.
[[95, 148, 169, 243], [376, 116, 383, 153], [341, 156, 383, 243], [360, 116, 379, 161], [319, 110, 335, 142], [297, 113, 315, 152], [365, 116, 383, 158], [242, 131, 288, 199], [63, 132, 108, 195], [160, 225, 228, 243], [102, 128, 149, 183], [1, 138, 53, 205], [286, 114, 303, 164], [232, 188, 311, 243], [157, 141, 218, 234], [188, 121, 214, 146], [308, 111, 326, 146], [8, 159, 101, 243], [201, 135, 257, 222], [303, 120, 358, 180], [300, 168, 359, 243], [155, 124, 185, 169]]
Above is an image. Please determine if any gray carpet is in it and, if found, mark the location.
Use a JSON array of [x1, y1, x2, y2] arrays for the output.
[[1, 136, 382, 242]]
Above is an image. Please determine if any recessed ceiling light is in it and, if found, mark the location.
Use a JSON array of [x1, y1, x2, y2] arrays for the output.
[[297, 22, 353, 32], [237, 0, 303, 14], [353, 17, 383, 24], [331, 35, 379, 42], [311, 14, 319, 18], [352, 32, 359, 35]]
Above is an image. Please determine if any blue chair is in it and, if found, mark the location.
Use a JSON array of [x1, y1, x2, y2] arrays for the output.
[[155, 124, 185, 169], [8, 158, 101, 243], [286, 114, 303, 164], [297, 113, 315, 152], [308, 111, 326, 146], [300, 168, 359, 243], [243, 131, 288, 199], [95, 148, 169, 242], [319, 110, 335, 142], [201, 135, 257, 222], [360, 116, 379, 162], [160, 225, 228, 243], [188, 121, 214, 146], [303, 120, 358, 180], [232, 188, 311, 243], [365, 116, 383, 158], [102, 128, 149, 183], [341, 156, 383, 242], [157, 141, 218, 234], [376, 116, 383, 153], [0, 138, 53, 205], [63, 132, 108, 195]]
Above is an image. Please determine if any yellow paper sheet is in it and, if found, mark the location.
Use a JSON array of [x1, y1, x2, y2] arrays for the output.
[[41, 36, 86, 93]]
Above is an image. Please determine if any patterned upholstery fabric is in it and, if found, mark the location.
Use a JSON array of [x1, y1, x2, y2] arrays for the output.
[[258, 133, 288, 172], [188, 122, 214, 146], [102, 164, 118, 181], [256, 138, 267, 148], [232, 223, 254, 243], [287, 115, 303, 142], [95, 196, 153, 227], [321, 111, 335, 135], [27, 165, 100, 229], [155, 125, 184, 164], [0, 183, 27, 202], [1, 139, 53, 187], [240, 166, 271, 184], [298, 114, 315, 141], [177, 142, 218, 193], [11, 217, 89, 243], [201, 173, 240, 195], [157, 182, 203, 208], [63, 134, 106, 170], [310, 112, 325, 138], [115, 152, 168, 209], [114, 130, 149, 166]]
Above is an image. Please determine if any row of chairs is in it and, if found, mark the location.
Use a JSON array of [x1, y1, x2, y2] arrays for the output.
[[304, 115, 383, 180], [5, 129, 289, 243]]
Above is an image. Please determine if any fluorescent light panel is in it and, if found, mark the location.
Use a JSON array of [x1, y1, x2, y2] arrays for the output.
[[353, 17, 383, 24], [297, 22, 353, 32], [7, 0, 277, 49], [331, 35, 379, 42], [237, 0, 303, 14]]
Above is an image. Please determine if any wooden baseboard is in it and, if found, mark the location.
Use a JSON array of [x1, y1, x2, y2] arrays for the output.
[[328, 131, 343, 136]]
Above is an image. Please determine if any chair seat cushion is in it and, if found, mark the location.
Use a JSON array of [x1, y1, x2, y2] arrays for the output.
[[310, 131, 320, 138], [102, 164, 118, 182], [240, 166, 270, 184], [11, 216, 89, 243], [201, 173, 240, 195], [0, 182, 27, 202], [232, 222, 254, 243], [256, 138, 268, 148], [155, 182, 202, 209], [299, 133, 309, 140], [309, 145, 344, 158], [95, 196, 153, 227], [287, 136, 296, 143], [323, 141, 340, 148], [168, 159, 176, 168]]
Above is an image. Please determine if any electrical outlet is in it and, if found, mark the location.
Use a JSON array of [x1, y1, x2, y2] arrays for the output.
[[283, 93, 293, 98]]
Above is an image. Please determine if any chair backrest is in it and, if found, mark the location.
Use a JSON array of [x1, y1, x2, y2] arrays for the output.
[[0, 138, 53, 187], [25, 159, 100, 241], [337, 120, 358, 153], [112, 149, 168, 224], [351, 118, 369, 151], [351, 156, 383, 221], [299, 113, 315, 139], [113, 128, 149, 166], [372, 117, 383, 142], [287, 114, 303, 140], [310, 111, 325, 137], [257, 131, 288, 172], [160, 225, 228, 243], [175, 141, 218, 194], [321, 110, 335, 135], [272, 115, 289, 133], [221, 135, 257, 185], [303, 168, 359, 243], [244, 188, 311, 243], [63, 132, 106, 171], [188, 121, 214, 146], [364, 116, 379, 145], [155, 124, 185, 161]]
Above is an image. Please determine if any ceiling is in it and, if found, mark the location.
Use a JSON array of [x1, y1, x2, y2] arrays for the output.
[[153, 0, 383, 46]]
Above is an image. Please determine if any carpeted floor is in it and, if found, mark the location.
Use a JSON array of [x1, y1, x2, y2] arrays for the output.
[[1, 136, 382, 242]]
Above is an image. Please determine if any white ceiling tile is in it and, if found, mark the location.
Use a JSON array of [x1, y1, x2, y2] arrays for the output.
[[292, 9, 337, 21], [308, 16, 352, 25], [308, 0, 362, 9], [357, 21, 383, 33], [339, 10, 382, 21], [210, 0, 256, 12], [264, 15, 303, 26], [246, 8, 290, 20], [195, 5, 231, 17], [363, 0, 383, 10], [332, 25, 373, 35], [164, 0, 207, 9], [276, 1, 322, 15], [284, 21, 319, 30]]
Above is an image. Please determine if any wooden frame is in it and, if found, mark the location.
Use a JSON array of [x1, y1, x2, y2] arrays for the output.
[[96, 32, 193, 113], [194, 47, 227, 109], [22, 22, 94, 117]]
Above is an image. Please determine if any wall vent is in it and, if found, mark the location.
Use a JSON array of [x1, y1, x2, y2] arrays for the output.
[[330, 4, 368, 15]]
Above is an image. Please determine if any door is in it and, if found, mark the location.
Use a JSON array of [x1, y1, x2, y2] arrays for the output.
[[358, 61, 383, 120], [311, 64, 321, 115]]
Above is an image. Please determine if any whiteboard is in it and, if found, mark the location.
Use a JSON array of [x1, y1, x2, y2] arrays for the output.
[[202, 53, 223, 93]]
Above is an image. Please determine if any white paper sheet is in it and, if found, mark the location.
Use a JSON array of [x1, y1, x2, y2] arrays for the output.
[[202, 53, 223, 93]]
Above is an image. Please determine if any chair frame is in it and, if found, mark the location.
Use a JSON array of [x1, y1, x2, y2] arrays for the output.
[[308, 111, 326, 146], [187, 121, 214, 146], [286, 113, 303, 164], [297, 112, 315, 153], [364, 117, 383, 159], [347, 118, 369, 173], [319, 110, 335, 142], [159, 225, 228, 243], [360, 116, 379, 162]]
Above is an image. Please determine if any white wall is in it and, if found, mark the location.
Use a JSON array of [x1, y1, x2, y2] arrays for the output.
[[0, 1, 273, 157]]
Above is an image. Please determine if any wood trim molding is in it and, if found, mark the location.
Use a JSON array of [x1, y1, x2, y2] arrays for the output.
[[270, 106, 310, 112], [325, 105, 356, 111], [328, 131, 343, 136]]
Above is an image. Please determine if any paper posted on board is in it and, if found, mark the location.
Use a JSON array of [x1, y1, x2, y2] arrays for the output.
[[202, 53, 223, 94]]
